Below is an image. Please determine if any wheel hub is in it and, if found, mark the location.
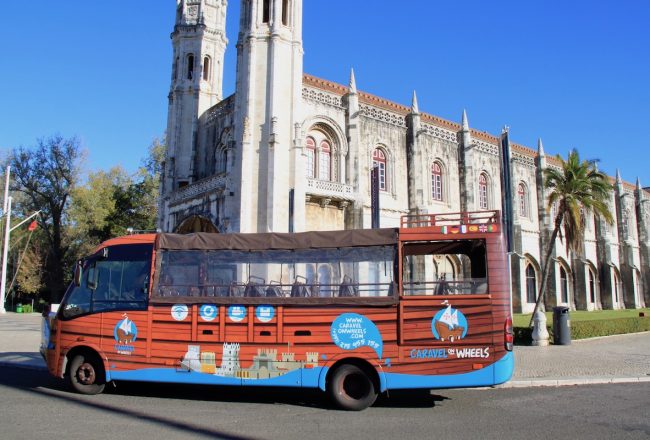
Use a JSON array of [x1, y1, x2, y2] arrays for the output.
[[77, 362, 96, 385]]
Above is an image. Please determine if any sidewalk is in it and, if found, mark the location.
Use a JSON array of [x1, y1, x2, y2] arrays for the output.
[[1, 312, 649, 387]]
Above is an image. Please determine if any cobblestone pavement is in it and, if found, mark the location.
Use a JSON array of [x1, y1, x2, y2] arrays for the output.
[[1, 312, 649, 387], [511, 332, 650, 385]]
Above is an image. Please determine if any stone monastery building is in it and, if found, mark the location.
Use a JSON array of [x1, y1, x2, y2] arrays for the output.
[[159, 0, 649, 313]]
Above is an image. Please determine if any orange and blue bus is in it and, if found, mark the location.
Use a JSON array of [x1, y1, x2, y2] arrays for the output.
[[41, 211, 513, 410]]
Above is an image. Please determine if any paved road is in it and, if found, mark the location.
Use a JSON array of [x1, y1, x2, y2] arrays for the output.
[[0, 365, 648, 440]]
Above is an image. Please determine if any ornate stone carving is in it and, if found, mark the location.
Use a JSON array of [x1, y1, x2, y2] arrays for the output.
[[421, 122, 457, 143], [512, 151, 536, 168], [207, 96, 234, 124], [306, 178, 353, 200], [169, 174, 227, 205], [302, 87, 343, 108], [474, 140, 500, 157], [359, 104, 406, 127]]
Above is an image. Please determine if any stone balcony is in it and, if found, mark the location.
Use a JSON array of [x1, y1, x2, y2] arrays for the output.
[[168, 174, 227, 206], [305, 178, 354, 208]]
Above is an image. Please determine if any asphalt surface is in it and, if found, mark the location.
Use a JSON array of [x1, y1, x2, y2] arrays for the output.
[[1, 367, 648, 439], [1, 312, 649, 388]]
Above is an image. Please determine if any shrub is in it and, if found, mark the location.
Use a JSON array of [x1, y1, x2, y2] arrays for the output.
[[514, 315, 650, 345]]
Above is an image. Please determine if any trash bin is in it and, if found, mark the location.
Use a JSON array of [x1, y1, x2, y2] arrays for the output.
[[16, 304, 23, 313], [552, 306, 571, 345]]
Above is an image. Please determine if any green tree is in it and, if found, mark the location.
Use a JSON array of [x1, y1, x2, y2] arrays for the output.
[[68, 136, 164, 249], [529, 149, 614, 326], [10, 135, 82, 302], [69, 166, 131, 251]]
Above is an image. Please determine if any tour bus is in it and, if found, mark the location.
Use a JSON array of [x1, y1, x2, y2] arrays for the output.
[[41, 210, 513, 410]]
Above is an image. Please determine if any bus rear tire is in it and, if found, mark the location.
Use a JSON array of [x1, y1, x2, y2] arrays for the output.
[[68, 353, 106, 395], [328, 364, 378, 411]]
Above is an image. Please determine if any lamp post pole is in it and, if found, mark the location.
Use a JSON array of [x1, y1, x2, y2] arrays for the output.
[[0, 196, 12, 313]]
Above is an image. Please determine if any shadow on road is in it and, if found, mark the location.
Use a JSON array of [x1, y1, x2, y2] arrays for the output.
[[0, 363, 448, 425]]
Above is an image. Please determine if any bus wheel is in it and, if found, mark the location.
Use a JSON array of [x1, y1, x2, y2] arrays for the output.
[[328, 364, 378, 411], [68, 353, 105, 395]]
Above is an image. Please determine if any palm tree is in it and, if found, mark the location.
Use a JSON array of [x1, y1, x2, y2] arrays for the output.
[[529, 149, 614, 327]]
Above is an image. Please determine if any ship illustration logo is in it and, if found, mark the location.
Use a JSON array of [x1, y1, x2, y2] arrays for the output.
[[114, 314, 137, 355], [431, 305, 467, 342]]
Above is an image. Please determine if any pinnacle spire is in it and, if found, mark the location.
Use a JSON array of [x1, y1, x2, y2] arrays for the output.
[[616, 169, 622, 184], [349, 68, 357, 94], [637, 177, 642, 190], [411, 90, 419, 114], [537, 138, 545, 156], [461, 109, 469, 130]]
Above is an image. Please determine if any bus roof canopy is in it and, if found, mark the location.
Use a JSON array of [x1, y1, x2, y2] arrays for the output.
[[156, 228, 399, 252]]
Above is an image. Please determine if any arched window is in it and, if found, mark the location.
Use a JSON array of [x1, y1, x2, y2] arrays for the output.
[[319, 140, 332, 181], [479, 173, 489, 210], [202, 56, 211, 81], [262, 0, 270, 23], [305, 128, 338, 182], [305, 137, 316, 179], [588, 269, 596, 303], [432, 162, 443, 201], [373, 148, 387, 191], [187, 54, 195, 80], [526, 264, 537, 304], [518, 183, 528, 217], [560, 266, 568, 304], [282, 0, 290, 26]]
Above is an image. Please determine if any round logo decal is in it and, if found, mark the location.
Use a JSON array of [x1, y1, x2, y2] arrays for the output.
[[199, 304, 218, 322], [255, 305, 275, 323], [228, 305, 246, 322], [432, 305, 468, 342], [171, 304, 189, 321]]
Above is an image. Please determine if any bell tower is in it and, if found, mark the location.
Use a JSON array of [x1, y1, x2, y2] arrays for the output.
[[163, 0, 228, 194], [230, 0, 304, 233]]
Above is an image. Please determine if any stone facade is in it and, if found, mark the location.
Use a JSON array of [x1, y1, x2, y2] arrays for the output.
[[159, 0, 649, 312]]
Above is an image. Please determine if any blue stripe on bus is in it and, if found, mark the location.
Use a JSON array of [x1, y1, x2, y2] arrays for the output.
[[107, 353, 513, 390], [384, 352, 514, 389]]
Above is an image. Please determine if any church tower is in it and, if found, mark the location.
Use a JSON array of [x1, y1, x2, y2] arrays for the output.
[[229, 0, 304, 232], [163, 0, 228, 194]]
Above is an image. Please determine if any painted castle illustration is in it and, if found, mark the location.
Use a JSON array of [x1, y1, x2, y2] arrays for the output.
[[181, 342, 319, 379]]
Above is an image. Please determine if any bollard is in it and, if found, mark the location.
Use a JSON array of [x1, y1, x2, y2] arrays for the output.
[[531, 310, 549, 346]]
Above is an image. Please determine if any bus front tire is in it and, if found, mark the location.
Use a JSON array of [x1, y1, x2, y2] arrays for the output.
[[328, 364, 378, 411], [68, 353, 106, 395]]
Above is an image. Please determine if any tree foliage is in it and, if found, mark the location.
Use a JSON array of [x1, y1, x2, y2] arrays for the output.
[[10, 135, 82, 302], [5, 135, 164, 305], [530, 149, 614, 326]]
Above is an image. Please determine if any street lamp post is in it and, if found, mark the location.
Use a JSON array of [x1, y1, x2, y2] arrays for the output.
[[0, 196, 12, 313]]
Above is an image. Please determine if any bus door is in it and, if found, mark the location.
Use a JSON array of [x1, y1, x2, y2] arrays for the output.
[[399, 238, 493, 373]]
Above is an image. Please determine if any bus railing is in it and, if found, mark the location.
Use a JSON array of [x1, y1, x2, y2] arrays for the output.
[[156, 281, 396, 299], [400, 210, 500, 228], [402, 279, 488, 296]]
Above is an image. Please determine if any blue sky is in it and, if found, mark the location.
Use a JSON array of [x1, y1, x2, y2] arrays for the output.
[[1, 1, 648, 185]]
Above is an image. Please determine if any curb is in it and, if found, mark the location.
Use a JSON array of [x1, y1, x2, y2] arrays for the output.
[[498, 376, 650, 388]]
